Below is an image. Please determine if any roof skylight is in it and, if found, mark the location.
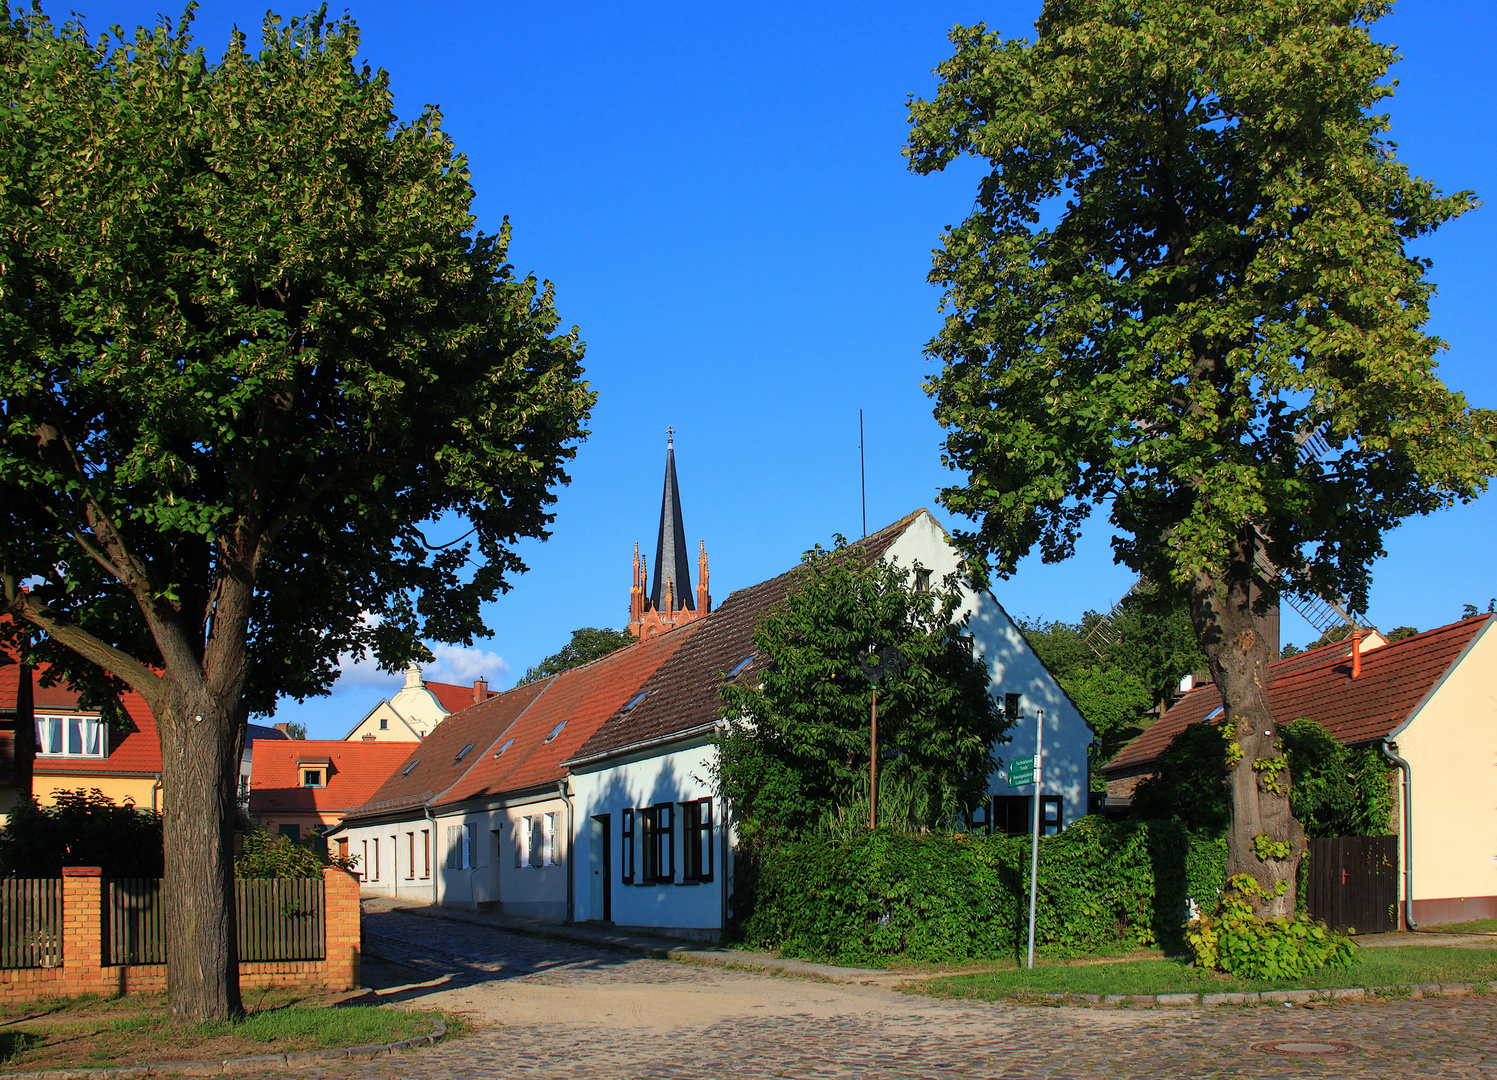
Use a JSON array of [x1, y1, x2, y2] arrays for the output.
[[726, 655, 755, 679], [622, 691, 647, 712], [493, 738, 515, 758], [1204, 706, 1225, 722], [545, 721, 567, 743], [455, 743, 474, 762], [402, 760, 420, 776]]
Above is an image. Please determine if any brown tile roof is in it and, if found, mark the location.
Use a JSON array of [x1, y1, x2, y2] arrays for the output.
[[249, 740, 416, 814], [441, 624, 699, 805], [568, 511, 924, 764], [1105, 616, 1491, 775]]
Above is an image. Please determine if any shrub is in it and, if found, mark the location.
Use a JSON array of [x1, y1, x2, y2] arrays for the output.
[[235, 830, 355, 878], [734, 817, 1226, 964], [0, 790, 163, 877], [1186, 874, 1357, 980]]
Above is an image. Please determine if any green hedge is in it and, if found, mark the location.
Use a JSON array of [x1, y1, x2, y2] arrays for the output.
[[735, 817, 1227, 964]]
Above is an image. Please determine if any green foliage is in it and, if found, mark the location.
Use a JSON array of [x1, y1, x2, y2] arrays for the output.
[[1385, 626, 1419, 642], [0, 790, 163, 878], [519, 627, 634, 684], [282, 722, 308, 741], [737, 818, 1226, 964], [1187, 874, 1356, 980], [234, 830, 353, 879], [1133, 717, 1395, 839], [715, 539, 1008, 839], [0, 5, 593, 715]]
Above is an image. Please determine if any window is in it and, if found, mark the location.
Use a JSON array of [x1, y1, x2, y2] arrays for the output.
[[372, 837, 381, 880], [406, 832, 416, 879], [421, 829, 431, 877], [914, 569, 932, 593], [35, 714, 105, 758], [402, 759, 420, 776], [544, 721, 567, 743], [682, 799, 713, 882], [455, 743, 474, 763], [302, 769, 324, 787], [446, 825, 463, 870], [379, 717, 388, 730], [279, 823, 301, 842], [622, 691, 647, 712], [992, 796, 1031, 837], [1041, 795, 1063, 837], [529, 816, 544, 867], [493, 738, 515, 758], [542, 813, 556, 865], [639, 803, 674, 884], [621, 809, 635, 884], [464, 823, 477, 869], [725, 655, 754, 679], [514, 819, 525, 868], [1004, 693, 1022, 720], [361, 840, 369, 880], [1204, 705, 1225, 722]]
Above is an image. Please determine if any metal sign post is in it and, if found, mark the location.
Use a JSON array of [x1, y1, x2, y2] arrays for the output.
[[1026, 708, 1044, 970]]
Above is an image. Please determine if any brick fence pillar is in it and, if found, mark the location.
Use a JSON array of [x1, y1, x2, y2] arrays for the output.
[[61, 866, 104, 985], [321, 866, 361, 991]]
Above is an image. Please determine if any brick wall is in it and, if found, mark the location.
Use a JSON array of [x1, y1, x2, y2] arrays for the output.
[[0, 866, 360, 1002]]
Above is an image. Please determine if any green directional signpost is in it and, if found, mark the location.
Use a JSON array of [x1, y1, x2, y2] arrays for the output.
[[1007, 756, 1036, 788]]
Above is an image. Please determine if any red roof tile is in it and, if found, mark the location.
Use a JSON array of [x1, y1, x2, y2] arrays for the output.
[[0, 658, 21, 714], [1105, 616, 1491, 774], [425, 679, 498, 715], [248, 740, 417, 814], [569, 512, 922, 764], [31, 668, 163, 776]]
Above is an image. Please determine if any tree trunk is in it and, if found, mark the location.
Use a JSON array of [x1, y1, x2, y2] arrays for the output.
[[157, 679, 244, 1022], [1187, 540, 1304, 918]]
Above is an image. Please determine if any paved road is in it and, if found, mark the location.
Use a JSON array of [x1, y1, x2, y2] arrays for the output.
[[306, 908, 1497, 1080]]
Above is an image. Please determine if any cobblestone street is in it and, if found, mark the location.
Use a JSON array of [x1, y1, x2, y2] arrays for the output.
[[303, 908, 1497, 1080]]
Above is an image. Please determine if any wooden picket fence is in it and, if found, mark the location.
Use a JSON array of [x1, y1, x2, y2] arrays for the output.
[[0, 879, 62, 969], [105, 878, 325, 965]]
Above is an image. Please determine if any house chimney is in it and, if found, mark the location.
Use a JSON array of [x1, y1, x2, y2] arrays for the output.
[[1350, 625, 1363, 679], [274, 722, 289, 735], [473, 678, 488, 703]]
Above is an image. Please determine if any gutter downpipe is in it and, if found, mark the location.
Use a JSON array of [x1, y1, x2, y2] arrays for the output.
[[1380, 739, 1417, 931], [558, 779, 575, 924], [425, 806, 440, 907]]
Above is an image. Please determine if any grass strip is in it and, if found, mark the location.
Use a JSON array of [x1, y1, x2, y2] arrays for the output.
[[909, 946, 1497, 1001]]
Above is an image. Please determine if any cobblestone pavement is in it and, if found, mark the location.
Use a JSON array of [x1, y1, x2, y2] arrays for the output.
[[300, 908, 1497, 1080]]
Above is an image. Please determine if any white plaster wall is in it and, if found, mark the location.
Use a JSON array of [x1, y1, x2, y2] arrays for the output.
[[341, 815, 437, 903], [570, 738, 726, 936], [1395, 621, 1497, 905], [882, 512, 1094, 826]]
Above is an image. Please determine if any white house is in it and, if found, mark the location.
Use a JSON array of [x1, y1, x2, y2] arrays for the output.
[[565, 509, 1096, 939]]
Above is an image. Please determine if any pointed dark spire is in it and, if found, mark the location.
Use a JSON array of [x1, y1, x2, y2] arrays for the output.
[[651, 428, 694, 613]]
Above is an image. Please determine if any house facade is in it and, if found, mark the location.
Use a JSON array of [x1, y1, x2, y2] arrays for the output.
[[565, 509, 1096, 939], [341, 665, 498, 743], [1103, 615, 1497, 926], [248, 738, 417, 844]]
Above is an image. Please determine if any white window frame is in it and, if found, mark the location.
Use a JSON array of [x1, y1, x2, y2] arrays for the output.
[[463, 822, 476, 870], [542, 812, 556, 867], [35, 714, 106, 758]]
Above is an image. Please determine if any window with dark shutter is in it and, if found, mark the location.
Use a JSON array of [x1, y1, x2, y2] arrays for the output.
[[652, 802, 674, 883], [621, 808, 635, 884], [682, 798, 713, 882]]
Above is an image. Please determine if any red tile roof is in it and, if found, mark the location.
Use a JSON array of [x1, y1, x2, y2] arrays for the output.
[[1105, 616, 1491, 774], [248, 740, 417, 814], [0, 658, 22, 715], [443, 624, 700, 805], [569, 511, 922, 765], [425, 679, 499, 715]]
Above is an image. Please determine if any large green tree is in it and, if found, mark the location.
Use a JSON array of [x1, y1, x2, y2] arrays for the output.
[[907, 1, 1496, 916], [0, 10, 592, 1019], [519, 626, 634, 684], [716, 540, 1011, 839]]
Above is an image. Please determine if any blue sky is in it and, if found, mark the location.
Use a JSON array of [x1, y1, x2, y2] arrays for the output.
[[72, 2, 1497, 736]]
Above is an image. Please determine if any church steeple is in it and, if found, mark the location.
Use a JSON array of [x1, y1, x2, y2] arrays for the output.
[[629, 428, 712, 639], [651, 428, 695, 614]]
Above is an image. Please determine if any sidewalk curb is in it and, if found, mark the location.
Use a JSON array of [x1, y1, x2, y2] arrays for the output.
[[0, 1018, 446, 1079], [1019, 981, 1491, 1009]]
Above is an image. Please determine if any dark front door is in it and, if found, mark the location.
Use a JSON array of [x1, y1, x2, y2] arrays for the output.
[[1307, 835, 1398, 934], [591, 814, 612, 922]]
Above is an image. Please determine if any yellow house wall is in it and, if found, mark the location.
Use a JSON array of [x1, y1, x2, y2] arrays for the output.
[[1396, 622, 1497, 905], [344, 702, 422, 742], [32, 772, 160, 810]]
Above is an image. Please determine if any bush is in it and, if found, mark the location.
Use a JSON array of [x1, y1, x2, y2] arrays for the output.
[[235, 831, 354, 878], [734, 817, 1226, 964], [0, 790, 163, 877], [1186, 874, 1357, 979]]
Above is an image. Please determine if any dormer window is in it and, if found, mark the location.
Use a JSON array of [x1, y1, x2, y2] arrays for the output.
[[302, 769, 324, 788], [35, 715, 106, 758]]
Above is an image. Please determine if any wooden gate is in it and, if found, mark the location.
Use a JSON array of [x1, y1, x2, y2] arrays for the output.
[[0, 879, 62, 969], [1306, 835, 1398, 935]]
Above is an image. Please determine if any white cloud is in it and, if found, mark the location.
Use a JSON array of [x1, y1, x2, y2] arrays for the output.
[[423, 643, 509, 686]]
